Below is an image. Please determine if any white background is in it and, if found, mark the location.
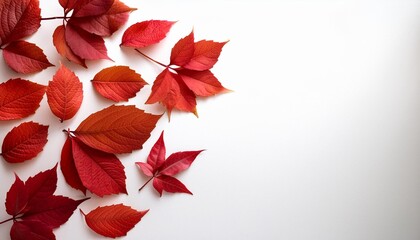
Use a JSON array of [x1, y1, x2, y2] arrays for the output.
[[1, 0, 420, 239]]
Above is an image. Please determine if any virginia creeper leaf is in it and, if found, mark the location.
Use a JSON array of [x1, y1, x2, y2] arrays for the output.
[[178, 69, 230, 97], [183, 40, 228, 71], [53, 25, 87, 67], [1, 121, 48, 163], [170, 30, 195, 66], [92, 65, 147, 102], [72, 0, 114, 18], [25, 165, 58, 205], [59, 0, 78, 11], [82, 204, 148, 238], [5, 175, 28, 216], [159, 150, 204, 176], [121, 20, 175, 48], [10, 221, 55, 240], [153, 175, 192, 196], [0, 78, 46, 120], [60, 137, 87, 194]]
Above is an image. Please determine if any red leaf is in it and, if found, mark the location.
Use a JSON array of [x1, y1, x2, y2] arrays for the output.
[[60, 137, 87, 194], [170, 31, 195, 66], [146, 68, 197, 116], [3, 40, 53, 74], [71, 0, 135, 37], [59, 0, 77, 11], [146, 131, 165, 171], [25, 165, 57, 204], [46, 64, 83, 122], [92, 65, 147, 102], [5, 175, 28, 216], [72, 0, 114, 18], [0, 0, 41, 46], [183, 40, 228, 71], [121, 20, 175, 48], [11, 221, 55, 240], [82, 204, 148, 238], [136, 162, 154, 177], [72, 105, 161, 154], [159, 150, 204, 176], [65, 23, 111, 60], [0, 78, 46, 120], [71, 138, 127, 197], [53, 25, 86, 67], [178, 69, 230, 97], [1, 122, 48, 163], [153, 175, 192, 196]]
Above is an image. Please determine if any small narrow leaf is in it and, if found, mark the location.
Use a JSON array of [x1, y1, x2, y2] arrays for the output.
[[159, 150, 204, 176], [153, 175, 192, 196], [146, 131, 165, 170], [61, 137, 87, 194], [121, 20, 175, 48]]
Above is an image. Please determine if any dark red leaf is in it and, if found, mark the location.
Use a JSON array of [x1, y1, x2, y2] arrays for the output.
[[53, 25, 86, 67], [72, 0, 114, 18], [25, 165, 57, 205], [153, 175, 192, 196], [121, 20, 175, 48], [60, 137, 87, 194], [11, 221, 55, 240], [170, 31, 195, 66], [178, 69, 230, 97], [3, 40, 53, 74], [0, 78, 46, 120], [183, 40, 228, 71], [5, 175, 28, 216], [1, 121, 49, 163], [59, 0, 78, 11], [159, 150, 204, 176], [82, 204, 148, 238]]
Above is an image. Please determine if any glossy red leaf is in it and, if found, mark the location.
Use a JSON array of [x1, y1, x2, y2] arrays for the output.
[[46, 64, 83, 122], [0, 78, 46, 120], [1, 122, 48, 163], [71, 138, 127, 197], [153, 175, 192, 196], [121, 20, 175, 48], [53, 25, 86, 67], [72, 0, 114, 18], [65, 23, 111, 60], [159, 150, 204, 176], [146, 131, 165, 171], [82, 204, 148, 238], [3, 40, 53, 74], [170, 31, 195, 66], [178, 69, 230, 97], [11, 221, 55, 240], [5, 175, 28, 216], [0, 0, 41, 45], [92, 65, 147, 102], [25, 165, 58, 204], [183, 40, 228, 71], [60, 137, 87, 194], [72, 105, 161, 154]]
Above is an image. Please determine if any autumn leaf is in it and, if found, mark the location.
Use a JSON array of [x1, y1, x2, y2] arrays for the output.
[[46, 63, 83, 122], [0, 79, 46, 121], [170, 30, 195, 67], [11, 220, 55, 240], [137, 131, 204, 196], [178, 69, 230, 97], [53, 25, 87, 68], [61, 138, 87, 194], [92, 65, 147, 102], [182, 40, 228, 71], [1, 122, 48, 163], [5, 175, 27, 216], [121, 20, 175, 48], [72, 105, 161, 154], [72, 0, 114, 18], [81, 204, 148, 238]]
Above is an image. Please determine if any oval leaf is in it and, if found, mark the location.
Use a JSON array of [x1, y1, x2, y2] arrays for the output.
[[1, 122, 48, 163], [0, 78, 46, 120], [53, 25, 86, 67], [82, 204, 148, 238], [121, 20, 175, 48], [73, 105, 161, 154], [72, 0, 114, 18], [61, 137, 87, 194], [92, 65, 147, 102], [178, 69, 230, 97], [46, 64, 83, 122]]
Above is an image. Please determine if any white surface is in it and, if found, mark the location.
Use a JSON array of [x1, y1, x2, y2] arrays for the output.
[[1, 0, 420, 239]]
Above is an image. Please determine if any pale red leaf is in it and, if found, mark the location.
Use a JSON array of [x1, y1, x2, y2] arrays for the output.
[[159, 150, 204, 176], [121, 20, 175, 48], [46, 64, 83, 122], [5, 175, 28, 216], [3, 40, 53, 74], [92, 65, 147, 102], [183, 40, 228, 71], [178, 69, 230, 97], [60, 137, 87, 194], [0, 79, 46, 120], [1, 122, 48, 163], [82, 204, 148, 238], [11, 221, 55, 240], [72, 0, 114, 17], [153, 175, 192, 196], [72, 105, 161, 154], [136, 162, 154, 177], [170, 31, 194, 66], [53, 25, 86, 67], [0, 0, 41, 45], [71, 138, 127, 197]]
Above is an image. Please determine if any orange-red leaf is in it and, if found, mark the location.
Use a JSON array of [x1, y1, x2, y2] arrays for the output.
[[170, 31, 195, 66], [72, 105, 161, 154], [61, 137, 87, 194], [82, 204, 148, 238], [46, 64, 83, 122], [3, 40, 53, 74], [121, 20, 175, 48], [1, 122, 48, 163], [183, 40, 228, 71], [0, 79, 46, 120], [53, 25, 86, 67], [72, 0, 114, 18], [92, 65, 147, 102], [178, 69, 230, 97]]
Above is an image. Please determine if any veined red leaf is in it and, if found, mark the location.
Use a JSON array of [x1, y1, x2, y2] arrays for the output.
[[153, 175, 192, 196], [65, 23, 111, 60], [146, 131, 165, 170], [1, 122, 48, 163], [11, 221, 55, 240], [92, 65, 147, 102], [82, 204, 148, 238], [5, 175, 28, 216], [53, 25, 86, 67], [71, 138, 127, 197], [72, 105, 161, 154], [136, 162, 154, 177], [25, 165, 58, 204], [72, 0, 114, 18], [46, 64, 83, 122], [178, 69, 230, 97], [3, 40, 53, 74], [0, 78, 46, 120], [183, 40, 228, 71], [0, 0, 41, 45], [170, 31, 195, 66], [159, 150, 204, 176], [59, 0, 78, 11], [61, 137, 87, 194], [121, 20, 175, 48]]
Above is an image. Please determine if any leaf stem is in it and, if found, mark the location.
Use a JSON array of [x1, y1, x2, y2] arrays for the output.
[[41, 16, 67, 21], [134, 49, 169, 69], [139, 176, 154, 192], [0, 217, 14, 225]]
